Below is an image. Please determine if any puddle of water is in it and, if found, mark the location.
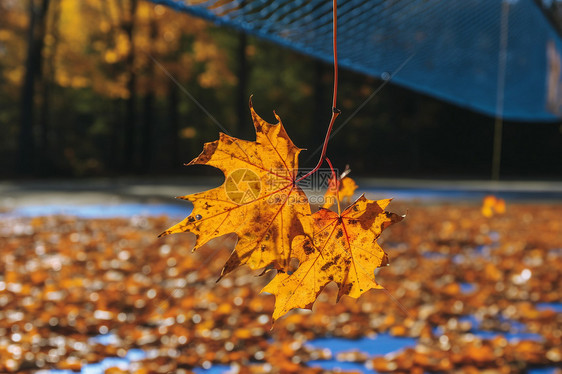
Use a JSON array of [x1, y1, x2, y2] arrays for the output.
[[125, 349, 147, 361], [459, 282, 476, 294], [421, 251, 449, 259], [528, 368, 561, 374], [89, 333, 120, 346], [2, 204, 190, 219], [39, 316, 547, 373], [39, 354, 144, 374], [306, 333, 417, 356], [536, 302, 562, 313], [193, 364, 234, 374], [304, 333, 416, 374], [39, 335, 148, 374], [80, 357, 130, 373], [306, 359, 374, 373], [470, 330, 543, 341], [452, 315, 544, 342]]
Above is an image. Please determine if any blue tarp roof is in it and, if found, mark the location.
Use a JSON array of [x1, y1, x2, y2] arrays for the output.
[[149, 0, 562, 122]]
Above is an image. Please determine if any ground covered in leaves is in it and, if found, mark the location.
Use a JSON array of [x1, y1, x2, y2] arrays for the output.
[[0, 201, 561, 373]]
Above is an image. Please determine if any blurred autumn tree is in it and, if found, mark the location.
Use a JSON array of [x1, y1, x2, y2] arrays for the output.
[[2, 0, 239, 176], [1, 0, 561, 179]]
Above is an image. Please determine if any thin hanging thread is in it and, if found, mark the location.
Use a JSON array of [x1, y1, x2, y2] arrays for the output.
[[492, 0, 510, 181], [297, 0, 339, 183]]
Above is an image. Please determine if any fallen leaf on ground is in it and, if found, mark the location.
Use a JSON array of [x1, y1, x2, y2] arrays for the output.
[[482, 195, 506, 217]]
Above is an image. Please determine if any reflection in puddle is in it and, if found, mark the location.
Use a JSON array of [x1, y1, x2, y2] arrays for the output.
[[536, 302, 562, 313], [42, 349, 146, 374], [306, 333, 417, 356], [306, 359, 373, 373], [305, 333, 416, 373], [2, 203, 190, 219]]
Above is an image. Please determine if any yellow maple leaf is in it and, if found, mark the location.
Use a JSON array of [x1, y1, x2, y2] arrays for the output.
[[160, 99, 312, 277], [262, 195, 403, 321]]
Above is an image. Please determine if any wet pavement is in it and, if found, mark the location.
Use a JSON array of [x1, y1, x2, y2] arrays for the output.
[[1, 178, 561, 373]]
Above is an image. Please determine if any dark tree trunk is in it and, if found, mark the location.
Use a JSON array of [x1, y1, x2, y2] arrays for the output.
[[109, 99, 123, 172], [140, 9, 157, 173], [38, 0, 60, 174], [99, 0, 123, 173], [18, 0, 50, 175], [236, 32, 248, 137], [122, 0, 137, 171], [140, 93, 154, 172], [168, 80, 180, 169]]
